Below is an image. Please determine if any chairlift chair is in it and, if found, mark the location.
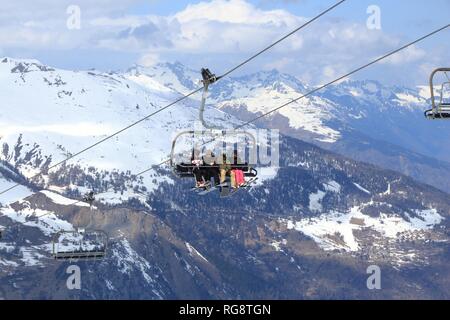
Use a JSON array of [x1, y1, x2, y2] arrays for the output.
[[425, 68, 450, 119], [170, 130, 258, 179], [52, 229, 108, 261], [169, 68, 259, 194]]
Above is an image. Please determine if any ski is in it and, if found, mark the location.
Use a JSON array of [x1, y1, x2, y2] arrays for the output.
[[219, 178, 259, 198], [190, 182, 211, 192], [198, 186, 217, 196], [239, 177, 259, 188]]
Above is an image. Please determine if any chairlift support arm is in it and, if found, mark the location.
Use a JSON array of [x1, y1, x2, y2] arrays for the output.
[[199, 68, 222, 130]]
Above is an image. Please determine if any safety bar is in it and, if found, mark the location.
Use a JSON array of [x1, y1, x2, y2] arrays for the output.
[[170, 130, 258, 171]]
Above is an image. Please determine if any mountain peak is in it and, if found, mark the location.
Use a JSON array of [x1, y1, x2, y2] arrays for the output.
[[1, 57, 41, 64], [1, 57, 56, 74]]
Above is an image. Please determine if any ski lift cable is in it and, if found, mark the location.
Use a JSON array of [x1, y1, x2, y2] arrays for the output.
[[0, 0, 346, 198]]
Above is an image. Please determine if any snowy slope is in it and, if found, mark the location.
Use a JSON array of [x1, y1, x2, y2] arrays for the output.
[[217, 75, 450, 158], [126, 62, 199, 95], [0, 187, 231, 299], [0, 58, 244, 203], [0, 174, 33, 205], [0, 57, 181, 168], [286, 205, 443, 251], [126, 64, 341, 143]]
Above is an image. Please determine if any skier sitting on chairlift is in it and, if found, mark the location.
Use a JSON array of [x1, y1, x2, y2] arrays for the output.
[[203, 150, 220, 187], [191, 149, 207, 188], [219, 153, 231, 185]]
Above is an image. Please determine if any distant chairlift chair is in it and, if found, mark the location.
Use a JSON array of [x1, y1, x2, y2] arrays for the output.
[[52, 229, 108, 261], [425, 68, 450, 119]]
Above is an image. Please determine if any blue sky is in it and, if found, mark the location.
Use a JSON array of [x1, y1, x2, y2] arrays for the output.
[[0, 0, 449, 86]]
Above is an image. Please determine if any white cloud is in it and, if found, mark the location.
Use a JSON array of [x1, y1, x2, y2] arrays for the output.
[[108, 0, 302, 56], [380, 45, 427, 65], [90, 16, 148, 28], [0, 0, 447, 86], [323, 66, 335, 78], [263, 57, 294, 71], [103, 0, 438, 85], [0, 1, 141, 21], [174, 0, 299, 26], [138, 52, 160, 67]]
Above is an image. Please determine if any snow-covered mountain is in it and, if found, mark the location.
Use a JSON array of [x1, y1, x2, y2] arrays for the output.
[[0, 58, 449, 299], [217, 75, 450, 192], [131, 62, 449, 157], [0, 58, 243, 205], [2, 134, 449, 299], [127, 62, 450, 192], [126, 62, 436, 147]]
